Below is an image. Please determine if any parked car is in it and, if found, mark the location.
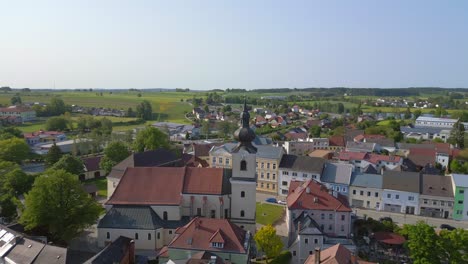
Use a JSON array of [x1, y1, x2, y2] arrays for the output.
[[265, 198, 277, 203], [379, 217, 393, 222], [440, 224, 456, 231], [277, 200, 287, 205]]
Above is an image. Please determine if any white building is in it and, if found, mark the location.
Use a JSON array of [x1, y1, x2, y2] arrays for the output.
[[415, 116, 468, 129], [320, 163, 354, 197], [381, 171, 421, 215], [278, 155, 326, 196]]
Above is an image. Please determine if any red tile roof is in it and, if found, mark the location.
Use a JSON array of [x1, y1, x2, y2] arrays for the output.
[[329, 136, 345, 147], [373, 232, 406, 245], [107, 167, 226, 205], [304, 244, 375, 264], [366, 154, 401, 164], [0, 107, 34, 112], [108, 167, 185, 205], [287, 180, 351, 212], [408, 148, 436, 167], [168, 217, 247, 254], [83, 156, 102, 172], [354, 134, 386, 142], [338, 151, 367, 161], [183, 167, 225, 195]]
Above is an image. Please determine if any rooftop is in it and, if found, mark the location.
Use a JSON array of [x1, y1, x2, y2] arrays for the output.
[[279, 155, 326, 174], [287, 180, 352, 212], [350, 173, 383, 189], [321, 163, 354, 185], [382, 171, 420, 193], [421, 174, 454, 198], [452, 174, 468, 187], [168, 217, 248, 254], [304, 243, 374, 264]]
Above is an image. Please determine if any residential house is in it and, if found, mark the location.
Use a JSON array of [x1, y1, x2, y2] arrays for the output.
[[152, 122, 199, 140], [328, 136, 345, 151], [163, 217, 252, 264], [284, 138, 329, 155], [0, 225, 67, 264], [381, 171, 421, 214], [0, 106, 36, 122], [452, 174, 468, 221], [304, 244, 375, 264], [291, 105, 300, 113], [286, 180, 352, 263], [193, 108, 206, 119], [81, 156, 105, 180], [107, 149, 180, 198], [24, 130, 67, 146], [349, 172, 383, 210], [99, 167, 231, 251], [0, 115, 22, 125], [321, 163, 354, 197], [345, 141, 376, 153], [279, 155, 326, 196], [339, 152, 402, 173], [419, 174, 454, 219]]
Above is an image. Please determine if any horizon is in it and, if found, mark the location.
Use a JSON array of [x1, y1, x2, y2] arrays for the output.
[[1, 1, 468, 89]]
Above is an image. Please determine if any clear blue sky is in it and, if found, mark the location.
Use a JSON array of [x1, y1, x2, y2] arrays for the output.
[[1, 0, 468, 90]]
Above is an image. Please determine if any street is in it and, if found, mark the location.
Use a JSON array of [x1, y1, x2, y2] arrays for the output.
[[354, 208, 468, 229]]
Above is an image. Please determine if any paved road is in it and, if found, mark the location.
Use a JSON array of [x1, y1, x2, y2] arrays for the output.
[[354, 208, 468, 229]]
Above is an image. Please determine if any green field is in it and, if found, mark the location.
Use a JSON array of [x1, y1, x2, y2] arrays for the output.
[[256, 202, 285, 226]]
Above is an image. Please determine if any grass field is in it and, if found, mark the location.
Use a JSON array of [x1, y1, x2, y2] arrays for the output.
[[256, 202, 285, 226], [83, 177, 107, 197]]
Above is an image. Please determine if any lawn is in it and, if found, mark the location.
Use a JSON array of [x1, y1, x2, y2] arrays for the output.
[[256, 202, 285, 226], [83, 177, 107, 197]]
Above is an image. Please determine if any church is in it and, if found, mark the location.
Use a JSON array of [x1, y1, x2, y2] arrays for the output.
[[97, 101, 259, 258]]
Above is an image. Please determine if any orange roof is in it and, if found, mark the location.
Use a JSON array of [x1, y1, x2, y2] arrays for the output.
[[366, 154, 401, 164], [168, 217, 247, 254], [304, 244, 376, 264], [329, 136, 345, 147], [338, 151, 367, 161], [287, 180, 351, 212], [107, 167, 226, 206], [373, 232, 406, 245]]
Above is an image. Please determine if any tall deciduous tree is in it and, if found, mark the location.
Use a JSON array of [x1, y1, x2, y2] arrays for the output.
[[133, 126, 170, 152], [45, 142, 63, 167], [136, 100, 153, 120], [254, 225, 283, 263], [0, 138, 30, 164], [10, 94, 22, 105], [399, 221, 443, 264], [100, 141, 129, 174], [0, 161, 34, 219], [449, 120, 465, 149], [45, 116, 69, 131], [51, 155, 85, 176], [20, 170, 102, 242], [309, 125, 321, 138]]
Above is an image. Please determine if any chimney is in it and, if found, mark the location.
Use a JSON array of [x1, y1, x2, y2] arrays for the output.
[[314, 247, 321, 264], [129, 240, 135, 264], [306, 187, 311, 194]]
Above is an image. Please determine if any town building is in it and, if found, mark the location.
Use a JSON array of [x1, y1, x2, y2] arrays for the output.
[[81, 156, 105, 180], [278, 155, 326, 196], [419, 174, 454, 219], [381, 171, 421, 215], [304, 244, 375, 264], [162, 217, 252, 264], [84, 236, 136, 264], [345, 141, 376, 153], [286, 180, 352, 264], [23, 130, 67, 146], [349, 172, 383, 210], [0, 106, 36, 122], [321, 163, 354, 197], [452, 174, 468, 221], [284, 138, 329, 155], [107, 149, 180, 198], [415, 116, 468, 129]]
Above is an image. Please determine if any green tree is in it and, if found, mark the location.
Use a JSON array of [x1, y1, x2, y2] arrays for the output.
[[100, 141, 129, 174], [10, 94, 22, 105], [254, 225, 283, 263], [51, 155, 84, 176], [217, 121, 234, 138], [404, 107, 412, 119], [0, 138, 30, 164], [0, 162, 34, 219], [413, 109, 422, 119], [45, 116, 69, 131], [448, 120, 465, 148], [133, 126, 170, 152], [45, 142, 63, 167], [337, 103, 345, 114], [99, 117, 113, 135], [399, 221, 442, 264], [203, 104, 210, 113], [0, 127, 23, 140], [46, 97, 68, 116], [438, 228, 468, 263], [309, 125, 321, 138], [136, 100, 153, 120], [20, 170, 102, 242]]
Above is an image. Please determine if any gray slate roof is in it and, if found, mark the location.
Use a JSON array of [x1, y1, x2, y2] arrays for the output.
[[400, 126, 446, 135], [452, 174, 468, 188], [215, 143, 283, 160], [350, 172, 383, 189], [382, 171, 420, 193], [346, 141, 376, 152], [98, 206, 189, 230], [421, 174, 454, 198], [321, 163, 353, 185], [279, 155, 325, 174]]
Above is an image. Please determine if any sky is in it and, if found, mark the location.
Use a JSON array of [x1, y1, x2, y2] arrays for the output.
[[1, 0, 468, 90]]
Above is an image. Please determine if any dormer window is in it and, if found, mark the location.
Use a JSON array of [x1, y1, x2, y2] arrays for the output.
[[211, 242, 224, 248], [240, 160, 247, 171]]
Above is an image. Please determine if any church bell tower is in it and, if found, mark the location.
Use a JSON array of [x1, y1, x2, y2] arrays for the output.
[[230, 99, 257, 233]]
